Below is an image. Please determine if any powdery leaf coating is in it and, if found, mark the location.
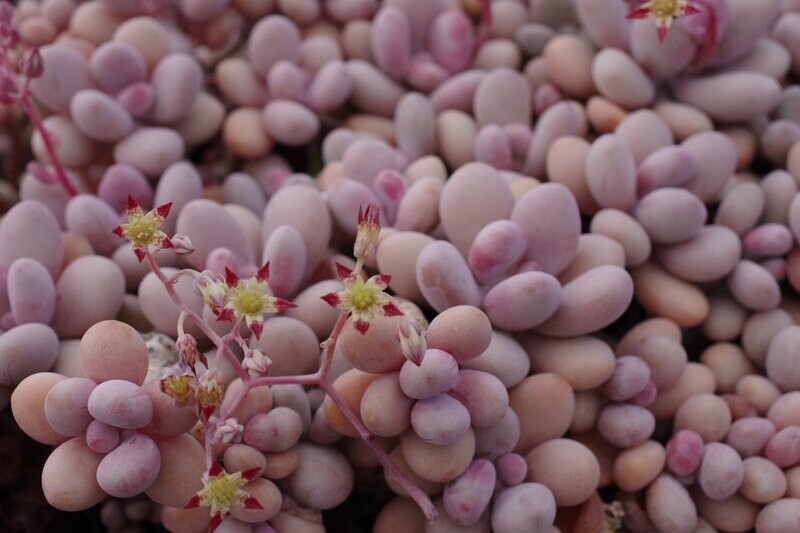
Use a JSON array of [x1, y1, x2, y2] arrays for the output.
[[605, 356, 651, 401], [726, 417, 776, 458], [70, 89, 134, 142], [698, 442, 745, 500], [637, 145, 696, 195], [29, 43, 93, 113], [646, 474, 698, 533], [262, 100, 320, 147], [756, 498, 800, 532], [428, 9, 474, 73], [673, 72, 781, 123], [473, 68, 531, 127], [491, 482, 555, 533], [728, 260, 781, 312], [248, 15, 301, 77], [522, 334, 616, 392], [510, 374, 574, 454], [411, 393, 471, 446], [370, 6, 412, 79], [401, 428, 475, 484], [483, 272, 561, 331], [0, 200, 64, 278], [666, 429, 705, 476], [141, 379, 198, 437], [525, 438, 599, 507], [460, 331, 530, 389], [398, 348, 458, 400], [284, 443, 354, 510], [585, 134, 638, 211], [249, 317, 319, 376], [347, 59, 405, 116], [88, 380, 154, 429], [262, 185, 331, 277], [96, 431, 161, 498], [449, 369, 509, 428], [176, 199, 254, 270], [591, 48, 655, 109], [425, 305, 492, 364], [741, 456, 787, 504], [52, 259, 124, 334], [765, 426, 800, 468], [681, 131, 738, 203], [339, 314, 407, 374], [285, 280, 344, 340], [656, 225, 742, 283], [149, 53, 203, 125], [468, 220, 526, 285], [361, 372, 413, 437], [766, 326, 800, 391], [89, 41, 147, 94], [64, 194, 125, 256], [511, 183, 581, 276], [635, 188, 707, 244], [534, 265, 634, 337], [598, 403, 656, 447], [416, 241, 482, 312], [44, 377, 95, 437], [98, 164, 152, 213], [306, 60, 353, 113], [78, 320, 148, 386], [42, 437, 105, 511], [7, 257, 55, 325], [443, 459, 496, 527], [522, 101, 588, 178], [113, 128, 186, 177], [0, 323, 59, 386]]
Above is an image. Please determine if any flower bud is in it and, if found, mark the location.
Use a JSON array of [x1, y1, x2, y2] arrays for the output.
[[19, 47, 43, 79], [242, 348, 272, 378], [197, 370, 224, 419], [170, 234, 195, 255], [194, 270, 227, 315], [354, 204, 381, 263], [213, 417, 244, 445], [397, 319, 426, 366], [176, 333, 207, 374], [160, 372, 197, 406]]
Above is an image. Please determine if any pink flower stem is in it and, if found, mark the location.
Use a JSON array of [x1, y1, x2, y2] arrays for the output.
[[17, 92, 78, 197], [319, 379, 437, 523], [145, 251, 436, 522], [145, 251, 248, 381]]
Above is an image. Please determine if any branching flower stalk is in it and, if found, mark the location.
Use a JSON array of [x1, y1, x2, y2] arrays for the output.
[[0, 2, 78, 197], [116, 199, 438, 528]]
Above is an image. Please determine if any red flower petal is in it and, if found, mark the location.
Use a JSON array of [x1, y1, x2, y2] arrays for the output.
[[243, 496, 263, 510], [183, 494, 201, 509], [353, 319, 370, 334], [275, 298, 297, 312], [357, 205, 366, 225], [383, 301, 404, 317], [681, 4, 701, 15], [320, 292, 341, 308], [249, 320, 263, 340], [216, 308, 235, 322], [209, 462, 224, 476], [208, 513, 223, 533], [335, 262, 353, 281], [157, 233, 174, 249], [626, 6, 651, 19], [133, 246, 147, 262], [374, 274, 392, 288], [126, 195, 139, 213], [112, 225, 125, 238], [241, 467, 262, 482], [224, 268, 240, 287], [155, 202, 173, 219], [657, 25, 668, 42], [255, 261, 270, 283]]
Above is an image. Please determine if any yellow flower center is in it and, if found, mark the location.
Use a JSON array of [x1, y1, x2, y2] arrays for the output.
[[200, 473, 247, 514], [228, 280, 269, 316], [125, 213, 159, 247], [198, 379, 223, 410], [347, 282, 378, 312], [650, 0, 679, 17], [160, 374, 195, 404]]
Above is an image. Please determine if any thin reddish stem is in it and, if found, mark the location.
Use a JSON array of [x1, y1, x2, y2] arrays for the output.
[[18, 93, 78, 197], [320, 380, 437, 523]]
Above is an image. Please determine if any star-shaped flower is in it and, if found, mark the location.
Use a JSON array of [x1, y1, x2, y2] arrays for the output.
[[627, 0, 701, 42], [219, 262, 296, 339], [184, 462, 262, 533], [112, 195, 173, 261], [321, 263, 404, 334]]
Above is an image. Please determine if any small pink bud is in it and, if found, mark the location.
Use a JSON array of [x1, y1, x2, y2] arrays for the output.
[[242, 348, 272, 378], [170, 234, 195, 255], [212, 416, 244, 445], [397, 319, 426, 366], [176, 333, 207, 374], [18, 47, 43, 79], [354, 204, 381, 263]]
